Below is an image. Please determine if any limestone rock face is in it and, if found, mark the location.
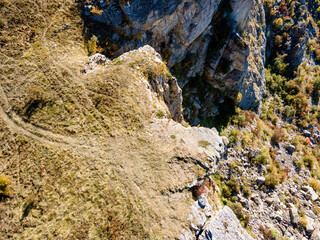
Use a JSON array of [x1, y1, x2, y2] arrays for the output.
[[87, 0, 222, 68], [124, 45, 184, 122], [85, 0, 267, 122], [238, 0, 266, 112], [198, 206, 255, 240], [205, 33, 250, 100]]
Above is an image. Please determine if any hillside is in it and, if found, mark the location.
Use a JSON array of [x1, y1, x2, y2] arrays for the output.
[[1, 0, 320, 240], [0, 1, 227, 239]]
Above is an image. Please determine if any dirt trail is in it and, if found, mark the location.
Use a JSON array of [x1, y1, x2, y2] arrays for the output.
[[0, 0, 112, 160]]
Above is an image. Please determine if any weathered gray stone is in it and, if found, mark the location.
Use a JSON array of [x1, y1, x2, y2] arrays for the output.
[[265, 197, 274, 205], [302, 185, 319, 201], [306, 216, 315, 233], [311, 229, 320, 240], [303, 130, 312, 137], [256, 176, 266, 185], [285, 143, 296, 154], [289, 203, 299, 225], [198, 206, 255, 240], [119, 46, 184, 122]]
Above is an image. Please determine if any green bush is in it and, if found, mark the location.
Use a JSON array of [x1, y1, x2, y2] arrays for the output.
[[315, 76, 320, 92], [269, 228, 281, 240], [272, 18, 283, 29], [228, 202, 250, 227], [243, 186, 251, 197], [271, 128, 284, 145], [0, 175, 10, 199], [228, 129, 240, 145], [265, 172, 280, 188], [255, 150, 269, 165], [155, 109, 165, 118], [221, 185, 231, 199], [198, 140, 211, 149], [308, 178, 320, 193], [87, 35, 98, 56], [238, 114, 245, 126], [303, 155, 315, 169], [226, 177, 240, 194]]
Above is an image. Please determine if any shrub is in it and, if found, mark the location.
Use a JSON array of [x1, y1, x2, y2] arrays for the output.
[[303, 155, 315, 169], [192, 185, 206, 199], [315, 76, 320, 92], [0, 175, 10, 199], [155, 109, 165, 118], [274, 35, 282, 47], [265, 172, 280, 188], [243, 186, 251, 197], [228, 129, 240, 145], [299, 214, 308, 229], [228, 202, 250, 227], [88, 35, 98, 56], [198, 140, 211, 149], [255, 149, 269, 165], [238, 114, 245, 126], [226, 177, 240, 195], [170, 135, 176, 139], [90, 6, 103, 15], [265, 165, 286, 188], [272, 18, 283, 29], [308, 178, 320, 193], [295, 160, 304, 168], [221, 185, 232, 198], [271, 128, 284, 145]]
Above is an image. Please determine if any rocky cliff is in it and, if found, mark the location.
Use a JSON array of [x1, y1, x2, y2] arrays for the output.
[[84, 0, 267, 125]]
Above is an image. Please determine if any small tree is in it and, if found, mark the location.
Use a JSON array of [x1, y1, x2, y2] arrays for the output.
[[88, 35, 98, 56]]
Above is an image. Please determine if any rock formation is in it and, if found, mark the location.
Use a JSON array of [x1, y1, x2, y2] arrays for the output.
[[84, 0, 267, 124]]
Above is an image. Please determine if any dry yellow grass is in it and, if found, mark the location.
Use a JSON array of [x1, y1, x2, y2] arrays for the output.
[[0, 1, 204, 239]]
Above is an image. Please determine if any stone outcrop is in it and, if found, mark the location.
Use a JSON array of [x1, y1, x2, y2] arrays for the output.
[[238, 0, 266, 112], [83, 45, 184, 122], [85, 0, 222, 68], [180, 204, 255, 240], [124, 45, 184, 122], [85, 0, 267, 124], [205, 33, 250, 100], [199, 206, 254, 240]]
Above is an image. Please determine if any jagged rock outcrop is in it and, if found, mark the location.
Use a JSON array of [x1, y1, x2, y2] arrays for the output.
[[84, 0, 267, 123], [205, 33, 250, 100], [83, 45, 184, 122], [238, 0, 266, 111], [85, 0, 222, 68]]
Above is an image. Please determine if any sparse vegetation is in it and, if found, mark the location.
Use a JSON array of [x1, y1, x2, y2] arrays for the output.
[[198, 140, 212, 148], [0, 175, 10, 199]]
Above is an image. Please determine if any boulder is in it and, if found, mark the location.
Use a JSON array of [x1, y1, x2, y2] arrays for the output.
[[306, 216, 315, 233], [288, 203, 299, 225], [303, 130, 311, 137], [285, 143, 296, 154], [302, 185, 319, 201], [198, 194, 208, 209], [311, 229, 320, 240], [256, 176, 266, 185], [265, 197, 274, 206]]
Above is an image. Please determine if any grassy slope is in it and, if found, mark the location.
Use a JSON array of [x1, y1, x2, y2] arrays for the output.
[[0, 1, 198, 239]]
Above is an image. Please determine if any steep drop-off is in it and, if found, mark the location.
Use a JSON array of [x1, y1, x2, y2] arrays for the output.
[[83, 0, 267, 126]]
